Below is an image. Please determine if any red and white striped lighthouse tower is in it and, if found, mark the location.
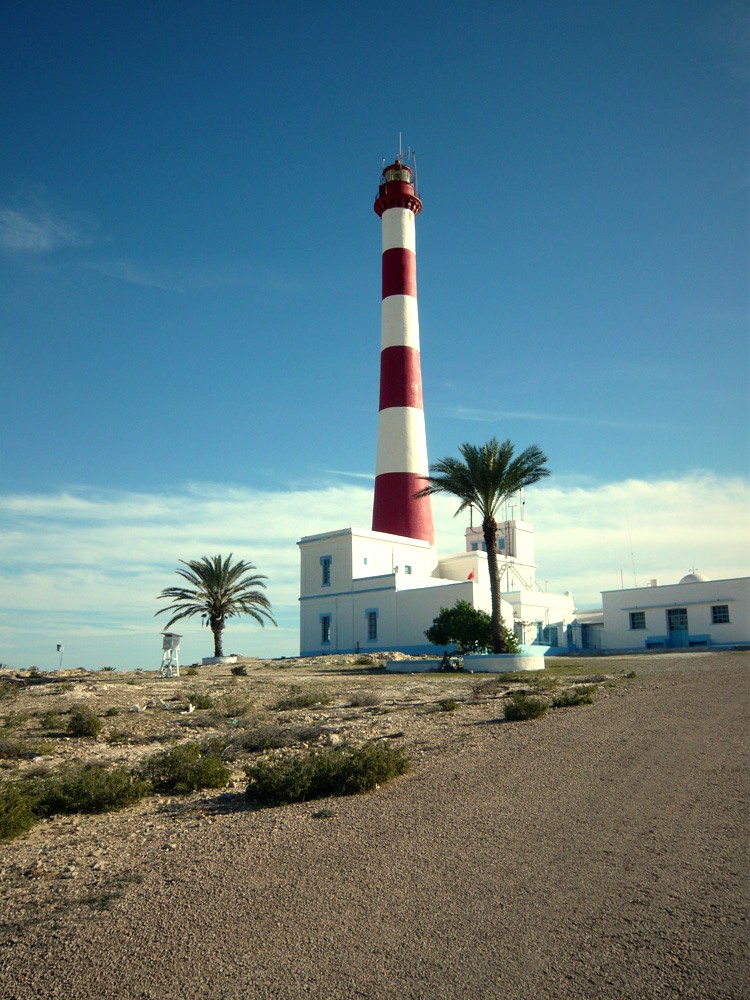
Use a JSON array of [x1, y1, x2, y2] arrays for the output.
[[372, 157, 435, 545]]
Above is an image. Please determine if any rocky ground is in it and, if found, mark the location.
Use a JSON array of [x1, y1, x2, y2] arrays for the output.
[[0, 650, 747, 998]]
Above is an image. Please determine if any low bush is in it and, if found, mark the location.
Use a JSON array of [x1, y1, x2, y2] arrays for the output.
[[39, 710, 67, 731], [274, 686, 333, 711], [138, 743, 230, 794], [437, 698, 460, 712], [104, 707, 120, 717], [220, 693, 254, 718], [228, 722, 327, 754], [185, 666, 199, 677], [0, 680, 20, 703], [25, 763, 149, 817], [230, 665, 248, 677], [1, 710, 31, 730], [245, 742, 410, 807], [0, 737, 52, 760], [347, 691, 382, 708], [0, 783, 37, 840], [503, 692, 548, 722], [67, 705, 102, 738], [186, 692, 214, 710], [551, 687, 597, 708]]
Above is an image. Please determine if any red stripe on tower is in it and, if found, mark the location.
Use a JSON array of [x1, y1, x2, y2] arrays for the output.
[[372, 157, 434, 545]]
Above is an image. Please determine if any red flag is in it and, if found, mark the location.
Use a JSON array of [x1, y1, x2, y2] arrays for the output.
[[467, 569, 475, 580]]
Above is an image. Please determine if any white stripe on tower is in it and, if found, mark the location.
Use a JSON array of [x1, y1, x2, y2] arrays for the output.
[[372, 158, 434, 545]]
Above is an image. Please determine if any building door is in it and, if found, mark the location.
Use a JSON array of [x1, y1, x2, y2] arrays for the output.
[[667, 607, 689, 647]]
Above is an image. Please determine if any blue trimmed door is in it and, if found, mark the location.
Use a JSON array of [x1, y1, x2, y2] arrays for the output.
[[667, 607, 689, 647]]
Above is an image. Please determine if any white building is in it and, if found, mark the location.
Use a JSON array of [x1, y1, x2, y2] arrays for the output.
[[600, 572, 749, 650], [298, 515, 576, 657]]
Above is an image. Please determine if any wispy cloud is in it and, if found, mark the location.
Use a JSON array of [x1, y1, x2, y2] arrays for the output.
[[0, 474, 747, 668], [451, 406, 666, 431], [0, 206, 96, 254], [324, 469, 376, 481], [85, 257, 310, 294]]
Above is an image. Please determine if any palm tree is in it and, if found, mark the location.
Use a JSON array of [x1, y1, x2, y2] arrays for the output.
[[155, 554, 276, 658], [416, 438, 550, 654]]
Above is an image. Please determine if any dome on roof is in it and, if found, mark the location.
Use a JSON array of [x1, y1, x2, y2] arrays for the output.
[[679, 571, 710, 584]]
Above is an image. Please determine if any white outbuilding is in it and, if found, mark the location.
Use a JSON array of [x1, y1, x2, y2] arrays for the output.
[[600, 572, 749, 650]]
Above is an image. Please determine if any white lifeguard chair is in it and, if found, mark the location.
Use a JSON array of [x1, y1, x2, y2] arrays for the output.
[[160, 632, 182, 677]]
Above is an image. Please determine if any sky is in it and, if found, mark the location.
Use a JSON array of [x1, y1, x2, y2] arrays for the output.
[[0, 1, 748, 669]]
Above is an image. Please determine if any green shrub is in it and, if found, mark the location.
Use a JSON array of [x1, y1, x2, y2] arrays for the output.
[[0, 680, 20, 702], [25, 763, 149, 816], [0, 738, 52, 760], [551, 687, 597, 708], [245, 742, 410, 807], [1, 710, 31, 730], [437, 698, 460, 712], [230, 665, 248, 677], [186, 666, 199, 677], [138, 743, 230, 794], [503, 692, 548, 722], [67, 705, 102, 738], [348, 691, 382, 707], [624, 670, 637, 679], [104, 707, 120, 717], [220, 692, 254, 718], [39, 710, 67, 731], [274, 685, 333, 711], [0, 783, 37, 840], [186, 692, 214, 710], [230, 722, 327, 753]]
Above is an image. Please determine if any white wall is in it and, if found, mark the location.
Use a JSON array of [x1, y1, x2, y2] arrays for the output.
[[299, 526, 515, 655], [602, 577, 749, 649]]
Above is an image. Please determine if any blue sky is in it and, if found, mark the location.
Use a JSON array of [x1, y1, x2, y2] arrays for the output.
[[1, 1, 748, 668]]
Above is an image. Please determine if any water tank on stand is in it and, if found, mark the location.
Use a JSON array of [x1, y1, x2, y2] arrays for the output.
[[160, 632, 181, 677]]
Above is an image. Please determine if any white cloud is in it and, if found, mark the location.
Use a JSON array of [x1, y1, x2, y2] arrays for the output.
[[85, 257, 310, 293], [0, 474, 747, 669], [0, 206, 95, 253], [451, 406, 666, 431]]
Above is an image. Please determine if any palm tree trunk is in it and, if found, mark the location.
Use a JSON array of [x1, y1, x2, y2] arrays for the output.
[[483, 518, 508, 654], [212, 622, 224, 658]]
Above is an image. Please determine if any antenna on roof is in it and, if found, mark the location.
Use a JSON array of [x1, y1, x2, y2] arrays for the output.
[[398, 131, 403, 159]]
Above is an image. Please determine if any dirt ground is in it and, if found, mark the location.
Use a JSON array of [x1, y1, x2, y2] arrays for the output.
[[0, 650, 747, 999]]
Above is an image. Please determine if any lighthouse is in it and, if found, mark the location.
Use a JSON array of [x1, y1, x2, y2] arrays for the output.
[[297, 152, 575, 658], [371, 157, 435, 545]]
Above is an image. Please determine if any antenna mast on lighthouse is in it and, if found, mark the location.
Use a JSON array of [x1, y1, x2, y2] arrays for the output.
[[371, 150, 434, 545]]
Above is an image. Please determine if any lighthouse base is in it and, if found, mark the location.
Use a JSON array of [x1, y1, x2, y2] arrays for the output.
[[372, 471, 434, 544]]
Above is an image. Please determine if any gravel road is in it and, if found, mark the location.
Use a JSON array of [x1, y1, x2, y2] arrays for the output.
[[1, 652, 747, 999]]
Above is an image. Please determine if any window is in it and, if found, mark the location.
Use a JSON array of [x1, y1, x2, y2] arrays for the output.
[[543, 625, 559, 646], [320, 555, 331, 587], [366, 610, 378, 641], [470, 543, 478, 552], [711, 605, 730, 624], [320, 614, 331, 644], [404, 565, 412, 575], [667, 608, 688, 632], [534, 623, 559, 645], [629, 611, 646, 630]]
